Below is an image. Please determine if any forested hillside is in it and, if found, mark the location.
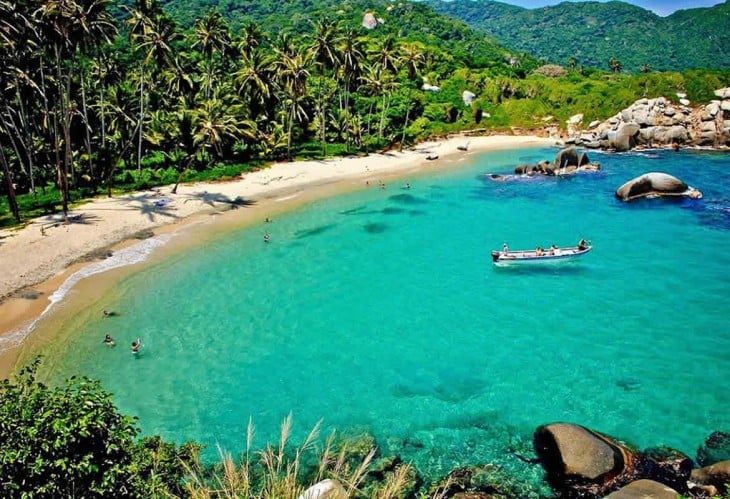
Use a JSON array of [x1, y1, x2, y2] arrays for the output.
[[428, 0, 730, 72]]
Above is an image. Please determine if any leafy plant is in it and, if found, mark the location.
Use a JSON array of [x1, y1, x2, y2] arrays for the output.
[[0, 358, 196, 497]]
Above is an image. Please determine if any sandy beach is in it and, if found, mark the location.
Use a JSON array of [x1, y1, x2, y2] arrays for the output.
[[0, 134, 557, 375]]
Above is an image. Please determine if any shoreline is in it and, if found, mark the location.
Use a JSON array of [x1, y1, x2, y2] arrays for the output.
[[0, 134, 558, 377]]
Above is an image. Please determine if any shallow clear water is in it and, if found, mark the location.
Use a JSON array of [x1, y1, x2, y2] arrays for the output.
[[41, 147, 730, 483]]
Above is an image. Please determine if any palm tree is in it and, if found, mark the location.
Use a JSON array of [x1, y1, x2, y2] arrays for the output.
[[401, 42, 425, 81], [192, 10, 231, 100], [276, 47, 311, 161], [240, 22, 263, 58], [372, 35, 399, 75], [36, 0, 117, 220], [125, 0, 179, 173], [234, 48, 278, 124], [309, 18, 341, 156], [359, 62, 397, 141], [192, 10, 231, 65], [337, 28, 364, 152]]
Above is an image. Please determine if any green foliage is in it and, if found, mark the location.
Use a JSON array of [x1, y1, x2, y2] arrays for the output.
[[429, 0, 730, 72], [0, 358, 141, 496], [0, 358, 198, 497]]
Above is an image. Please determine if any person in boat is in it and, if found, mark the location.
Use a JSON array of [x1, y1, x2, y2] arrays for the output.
[[549, 244, 558, 255], [103, 334, 115, 347], [502, 243, 509, 255], [535, 246, 544, 256], [578, 239, 588, 251], [131, 338, 141, 354]]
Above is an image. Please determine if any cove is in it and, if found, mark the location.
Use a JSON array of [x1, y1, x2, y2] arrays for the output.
[[28, 146, 730, 482]]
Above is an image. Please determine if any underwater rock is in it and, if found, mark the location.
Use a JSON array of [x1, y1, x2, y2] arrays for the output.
[[603, 479, 678, 498], [697, 431, 730, 466], [615, 172, 702, 202], [641, 446, 692, 493]]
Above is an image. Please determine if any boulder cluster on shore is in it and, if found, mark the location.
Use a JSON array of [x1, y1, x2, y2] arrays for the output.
[[299, 424, 730, 498], [564, 87, 730, 151]]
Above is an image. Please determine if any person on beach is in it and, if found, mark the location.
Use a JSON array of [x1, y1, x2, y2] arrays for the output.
[[103, 334, 115, 346], [131, 338, 141, 354]]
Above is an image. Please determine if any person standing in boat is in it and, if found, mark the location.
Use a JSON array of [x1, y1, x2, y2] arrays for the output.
[[502, 243, 509, 255]]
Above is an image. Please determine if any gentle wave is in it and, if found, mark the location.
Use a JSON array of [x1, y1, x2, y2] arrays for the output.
[[0, 234, 172, 353]]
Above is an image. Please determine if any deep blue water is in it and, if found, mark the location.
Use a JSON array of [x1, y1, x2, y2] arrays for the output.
[[38, 146, 730, 486]]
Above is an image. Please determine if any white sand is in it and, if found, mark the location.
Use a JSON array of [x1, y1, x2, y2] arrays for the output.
[[0, 134, 557, 357]]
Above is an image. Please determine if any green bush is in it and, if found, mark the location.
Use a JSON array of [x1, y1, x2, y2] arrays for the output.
[[0, 358, 197, 497]]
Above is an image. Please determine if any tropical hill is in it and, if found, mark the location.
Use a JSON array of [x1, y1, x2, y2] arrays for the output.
[[426, 0, 730, 72], [135, 0, 538, 70]]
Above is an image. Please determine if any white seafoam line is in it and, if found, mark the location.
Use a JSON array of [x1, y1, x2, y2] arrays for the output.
[[0, 234, 173, 353]]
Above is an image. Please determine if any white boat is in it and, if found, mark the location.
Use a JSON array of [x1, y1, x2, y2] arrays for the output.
[[491, 243, 592, 265]]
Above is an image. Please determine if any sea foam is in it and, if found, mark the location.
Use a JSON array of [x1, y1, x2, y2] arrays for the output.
[[0, 234, 172, 353]]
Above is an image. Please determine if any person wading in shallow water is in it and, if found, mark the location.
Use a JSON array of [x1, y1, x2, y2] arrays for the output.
[[131, 338, 141, 354]]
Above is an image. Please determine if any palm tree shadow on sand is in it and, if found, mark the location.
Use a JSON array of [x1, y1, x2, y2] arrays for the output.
[[182, 191, 256, 210]]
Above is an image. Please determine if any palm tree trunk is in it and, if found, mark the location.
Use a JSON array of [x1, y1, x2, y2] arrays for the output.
[[13, 80, 37, 197], [54, 46, 69, 222], [0, 145, 20, 223], [137, 71, 144, 173], [399, 105, 410, 153], [79, 69, 96, 191], [378, 93, 387, 139], [287, 99, 295, 162]]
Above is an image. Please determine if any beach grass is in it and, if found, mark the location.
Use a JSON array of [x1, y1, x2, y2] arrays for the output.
[[182, 414, 421, 498]]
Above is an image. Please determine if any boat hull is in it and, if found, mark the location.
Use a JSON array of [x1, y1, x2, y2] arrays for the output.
[[491, 246, 591, 266]]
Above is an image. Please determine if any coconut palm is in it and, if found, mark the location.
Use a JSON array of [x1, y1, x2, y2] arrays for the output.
[[35, 0, 117, 220], [308, 18, 342, 156], [372, 35, 400, 75], [401, 42, 425, 81], [275, 47, 311, 161], [234, 48, 278, 124], [240, 22, 263, 58], [359, 62, 397, 141]]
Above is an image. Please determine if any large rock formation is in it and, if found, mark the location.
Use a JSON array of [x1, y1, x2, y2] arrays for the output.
[[534, 423, 641, 497], [509, 147, 599, 177], [615, 172, 702, 202], [532, 423, 730, 498], [570, 88, 730, 150]]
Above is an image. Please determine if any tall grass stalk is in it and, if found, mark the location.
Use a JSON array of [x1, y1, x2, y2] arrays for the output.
[[183, 416, 413, 498]]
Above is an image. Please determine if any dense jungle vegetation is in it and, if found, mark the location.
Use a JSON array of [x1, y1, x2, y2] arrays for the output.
[[1, 0, 729, 228], [428, 0, 730, 73]]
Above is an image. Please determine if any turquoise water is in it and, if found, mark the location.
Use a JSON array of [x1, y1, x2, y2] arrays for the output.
[[43, 147, 730, 484]]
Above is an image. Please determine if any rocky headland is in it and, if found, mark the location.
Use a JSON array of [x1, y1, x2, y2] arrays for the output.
[[565, 87, 730, 151]]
